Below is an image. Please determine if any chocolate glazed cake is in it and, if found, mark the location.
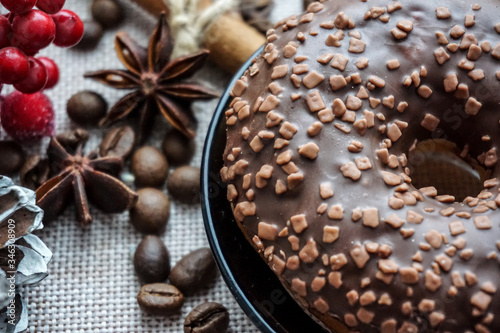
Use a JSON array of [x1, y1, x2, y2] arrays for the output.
[[221, 0, 500, 332]]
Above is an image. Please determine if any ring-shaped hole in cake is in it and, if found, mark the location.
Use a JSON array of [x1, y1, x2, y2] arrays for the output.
[[407, 139, 489, 202]]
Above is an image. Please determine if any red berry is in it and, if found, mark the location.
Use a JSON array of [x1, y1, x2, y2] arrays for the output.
[[37, 57, 59, 89], [0, 0, 37, 14], [0, 47, 29, 84], [10, 42, 39, 56], [51, 10, 84, 47], [12, 10, 56, 54], [0, 90, 55, 142], [13, 57, 48, 94], [0, 15, 11, 48], [36, 0, 66, 14]]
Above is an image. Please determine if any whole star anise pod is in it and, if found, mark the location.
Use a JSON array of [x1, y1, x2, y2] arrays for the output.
[[84, 13, 218, 143], [36, 138, 138, 226]]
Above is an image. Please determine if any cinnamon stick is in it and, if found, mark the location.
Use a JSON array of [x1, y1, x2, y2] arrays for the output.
[[202, 13, 266, 74]]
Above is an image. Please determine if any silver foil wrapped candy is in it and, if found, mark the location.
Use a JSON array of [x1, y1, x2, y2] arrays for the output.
[[0, 176, 52, 333]]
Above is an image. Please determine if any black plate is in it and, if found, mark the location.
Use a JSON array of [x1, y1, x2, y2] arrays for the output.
[[201, 47, 329, 333]]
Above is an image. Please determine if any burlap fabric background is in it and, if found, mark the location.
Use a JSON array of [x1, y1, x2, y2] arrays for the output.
[[0, 0, 301, 332]]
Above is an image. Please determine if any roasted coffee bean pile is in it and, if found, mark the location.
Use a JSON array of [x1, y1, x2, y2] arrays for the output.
[[133, 239, 228, 329], [0, 105, 223, 331], [0, 2, 231, 329], [128, 140, 224, 324], [113, 108, 225, 327]]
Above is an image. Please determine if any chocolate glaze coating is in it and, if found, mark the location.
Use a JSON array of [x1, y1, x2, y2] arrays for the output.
[[223, 0, 500, 332]]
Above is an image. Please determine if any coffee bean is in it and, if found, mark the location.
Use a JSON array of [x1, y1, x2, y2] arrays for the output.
[[134, 235, 170, 283], [137, 283, 183, 316], [166, 166, 200, 204], [100, 125, 135, 159], [19, 155, 50, 190], [0, 141, 25, 174], [131, 146, 169, 188], [67, 91, 107, 126], [170, 248, 216, 295], [130, 188, 170, 235], [184, 302, 230, 333], [56, 128, 89, 152], [91, 0, 124, 28], [75, 20, 103, 50], [162, 130, 195, 166]]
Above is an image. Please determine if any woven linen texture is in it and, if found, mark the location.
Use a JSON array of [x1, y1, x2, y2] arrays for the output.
[[0, 0, 309, 331]]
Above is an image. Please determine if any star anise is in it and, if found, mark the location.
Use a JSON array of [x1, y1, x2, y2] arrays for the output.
[[84, 13, 218, 143], [36, 138, 138, 226]]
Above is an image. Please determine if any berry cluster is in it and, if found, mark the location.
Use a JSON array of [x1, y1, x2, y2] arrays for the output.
[[0, 0, 83, 93]]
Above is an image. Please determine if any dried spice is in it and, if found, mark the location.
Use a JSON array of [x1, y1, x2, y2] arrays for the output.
[[55, 128, 90, 152], [19, 155, 50, 191], [0, 177, 52, 333], [85, 13, 218, 142], [36, 137, 137, 226]]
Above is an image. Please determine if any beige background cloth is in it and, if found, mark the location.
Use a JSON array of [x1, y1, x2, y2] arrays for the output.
[[0, 0, 301, 332]]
